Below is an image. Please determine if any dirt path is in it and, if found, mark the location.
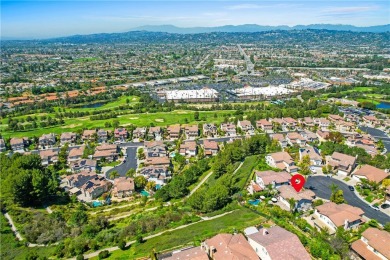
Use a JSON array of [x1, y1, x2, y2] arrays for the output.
[[3, 212, 24, 241], [186, 171, 213, 198], [76, 210, 235, 259]]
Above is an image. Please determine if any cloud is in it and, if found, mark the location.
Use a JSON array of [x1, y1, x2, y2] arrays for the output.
[[226, 4, 265, 10], [324, 6, 379, 13]]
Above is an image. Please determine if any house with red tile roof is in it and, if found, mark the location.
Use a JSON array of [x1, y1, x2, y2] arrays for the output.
[[314, 202, 364, 233], [352, 165, 389, 184], [161, 246, 209, 260], [202, 233, 258, 260], [254, 170, 291, 189], [265, 152, 298, 174], [247, 226, 311, 260], [351, 227, 390, 260]]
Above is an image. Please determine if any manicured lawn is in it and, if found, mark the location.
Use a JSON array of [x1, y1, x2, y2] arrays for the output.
[[98, 207, 264, 260], [1, 110, 238, 138]]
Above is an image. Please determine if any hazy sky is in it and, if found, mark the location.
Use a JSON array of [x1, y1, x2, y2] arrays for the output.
[[1, 0, 389, 39]]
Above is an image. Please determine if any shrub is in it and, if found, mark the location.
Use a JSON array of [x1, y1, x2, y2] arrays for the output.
[[76, 255, 84, 260], [118, 240, 126, 250], [98, 250, 110, 259]]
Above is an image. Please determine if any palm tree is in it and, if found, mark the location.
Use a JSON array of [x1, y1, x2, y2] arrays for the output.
[[126, 168, 136, 178], [288, 198, 296, 213], [109, 170, 120, 179]]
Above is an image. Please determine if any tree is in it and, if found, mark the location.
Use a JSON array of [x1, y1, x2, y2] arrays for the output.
[[299, 155, 311, 175], [330, 189, 345, 204], [377, 140, 385, 152], [384, 222, 390, 232], [118, 240, 126, 250], [146, 181, 156, 191], [134, 176, 147, 190], [288, 198, 296, 213], [194, 111, 199, 121], [109, 171, 119, 179], [326, 132, 344, 144], [136, 235, 143, 243], [98, 250, 110, 259], [126, 168, 136, 178]]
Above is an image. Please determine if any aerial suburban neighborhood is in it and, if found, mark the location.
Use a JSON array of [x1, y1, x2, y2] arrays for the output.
[[1, 1, 390, 259]]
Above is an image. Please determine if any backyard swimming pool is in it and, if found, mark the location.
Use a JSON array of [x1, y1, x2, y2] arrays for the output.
[[248, 199, 261, 206], [92, 201, 103, 207], [140, 190, 150, 197]]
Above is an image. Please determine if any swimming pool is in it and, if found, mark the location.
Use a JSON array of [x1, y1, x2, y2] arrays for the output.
[[155, 184, 162, 190], [92, 201, 103, 207], [140, 190, 150, 197], [248, 199, 261, 206]]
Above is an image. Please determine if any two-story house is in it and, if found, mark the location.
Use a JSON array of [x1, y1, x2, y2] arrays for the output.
[[256, 119, 273, 132], [314, 202, 364, 234], [184, 125, 199, 139], [327, 152, 357, 175], [60, 132, 76, 145], [351, 228, 390, 260], [39, 133, 56, 148], [254, 170, 291, 189], [220, 123, 237, 137], [203, 123, 217, 137], [265, 152, 298, 174], [115, 128, 128, 141]]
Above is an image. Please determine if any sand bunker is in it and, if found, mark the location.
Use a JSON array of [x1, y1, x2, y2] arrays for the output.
[[155, 119, 164, 122], [62, 124, 81, 128]]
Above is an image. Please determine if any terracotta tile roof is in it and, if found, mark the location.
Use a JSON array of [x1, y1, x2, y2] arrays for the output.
[[271, 133, 285, 142], [351, 239, 382, 260], [68, 146, 84, 158], [269, 152, 293, 164], [316, 202, 364, 227], [203, 140, 218, 150], [247, 226, 311, 260], [331, 152, 356, 168], [360, 227, 390, 259], [255, 170, 291, 185], [205, 233, 258, 260], [162, 246, 209, 260], [278, 185, 315, 201], [353, 165, 388, 183], [256, 119, 272, 127], [114, 177, 135, 192]]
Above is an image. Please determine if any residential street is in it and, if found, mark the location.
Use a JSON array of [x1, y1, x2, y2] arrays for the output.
[[106, 146, 138, 178], [359, 126, 390, 151], [305, 176, 390, 225]]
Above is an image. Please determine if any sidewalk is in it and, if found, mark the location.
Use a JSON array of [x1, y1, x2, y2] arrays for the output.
[[323, 173, 390, 217]]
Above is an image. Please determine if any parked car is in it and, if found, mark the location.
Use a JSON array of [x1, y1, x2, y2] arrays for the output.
[[371, 205, 380, 211], [348, 186, 354, 191], [309, 186, 316, 190], [381, 204, 390, 209]]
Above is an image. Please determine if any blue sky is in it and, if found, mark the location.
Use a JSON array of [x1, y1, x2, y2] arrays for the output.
[[1, 0, 389, 39]]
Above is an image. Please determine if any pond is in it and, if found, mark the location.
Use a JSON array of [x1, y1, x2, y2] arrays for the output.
[[82, 102, 106, 108], [376, 102, 390, 109]]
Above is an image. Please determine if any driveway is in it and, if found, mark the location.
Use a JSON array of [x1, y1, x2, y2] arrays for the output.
[[305, 176, 390, 225], [106, 146, 138, 179], [359, 126, 390, 152]]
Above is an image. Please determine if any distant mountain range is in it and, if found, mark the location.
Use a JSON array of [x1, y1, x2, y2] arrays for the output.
[[130, 24, 390, 33]]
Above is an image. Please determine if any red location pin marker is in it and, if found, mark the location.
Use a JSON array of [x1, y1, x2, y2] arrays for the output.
[[291, 174, 305, 192]]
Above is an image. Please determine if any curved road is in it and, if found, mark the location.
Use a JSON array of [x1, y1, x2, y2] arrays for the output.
[[359, 126, 390, 152], [305, 176, 390, 225], [106, 146, 138, 179]]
